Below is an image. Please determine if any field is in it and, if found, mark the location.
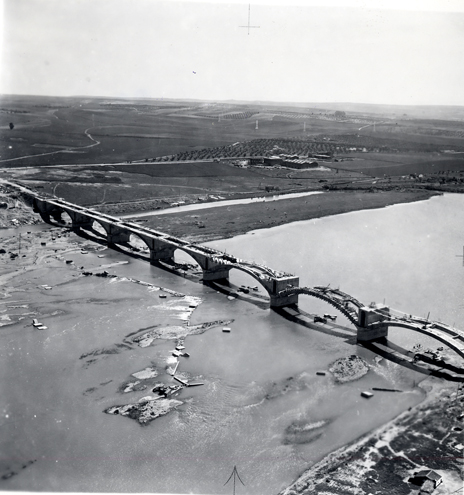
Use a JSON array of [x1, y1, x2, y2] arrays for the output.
[[1, 94, 464, 212]]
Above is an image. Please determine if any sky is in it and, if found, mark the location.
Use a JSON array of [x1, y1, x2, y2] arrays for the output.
[[1, 0, 464, 106]]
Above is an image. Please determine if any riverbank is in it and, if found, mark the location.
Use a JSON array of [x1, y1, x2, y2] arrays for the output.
[[128, 189, 439, 243], [280, 376, 464, 495]]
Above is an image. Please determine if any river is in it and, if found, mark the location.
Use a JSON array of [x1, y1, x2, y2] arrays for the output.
[[0, 193, 463, 494]]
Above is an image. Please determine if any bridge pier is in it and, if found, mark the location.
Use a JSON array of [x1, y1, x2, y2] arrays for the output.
[[199, 256, 231, 281], [267, 276, 299, 308], [70, 212, 94, 231], [149, 241, 177, 264], [356, 304, 389, 341], [107, 225, 131, 244], [202, 266, 232, 282]]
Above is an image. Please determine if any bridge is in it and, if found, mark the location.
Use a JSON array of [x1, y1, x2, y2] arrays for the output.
[[7, 181, 463, 358], [279, 286, 464, 359], [30, 194, 299, 308]]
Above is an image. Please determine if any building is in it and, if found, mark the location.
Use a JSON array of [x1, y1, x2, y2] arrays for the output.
[[263, 156, 282, 166], [409, 470, 443, 492], [281, 158, 319, 169]]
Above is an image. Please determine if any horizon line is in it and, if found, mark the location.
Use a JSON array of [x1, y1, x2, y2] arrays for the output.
[[1, 93, 464, 110]]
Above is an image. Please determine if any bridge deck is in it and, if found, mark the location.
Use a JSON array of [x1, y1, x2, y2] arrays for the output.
[[33, 192, 295, 282]]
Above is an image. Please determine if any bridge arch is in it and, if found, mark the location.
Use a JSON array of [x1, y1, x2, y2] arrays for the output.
[[55, 209, 73, 226], [127, 233, 151, 254], [225, 264, 272, 298], [105, 229, 153, 258], [168, 247, 204, 273], [283, 288, 361, 326], [88, 219, 109, 239], [388, 321, 464, 359]]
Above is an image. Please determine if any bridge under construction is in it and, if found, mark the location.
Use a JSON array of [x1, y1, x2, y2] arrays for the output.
[[7, 181, 464, 364]]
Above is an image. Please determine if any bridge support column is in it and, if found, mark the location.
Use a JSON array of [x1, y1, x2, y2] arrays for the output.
[[357, 305, 389, 341], [70, 212, 94, 231], [33, 198, 62, 224], [268, 276, 299, 308], [357, 323, 389, 341], [202, 266, 232, 282], [107, 225, 131, 244], [149, 240, 177, 263], [200, 257, 231, 281]]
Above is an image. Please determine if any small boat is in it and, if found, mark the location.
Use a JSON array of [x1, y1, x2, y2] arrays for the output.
[[188, 382, 204, 387], [172, 350, 182, 357], [316, 371, 326, 376], [176, 345, 185, 351], [222, 327, 231, 333], [361, 391, 374, 399], [182, 352, 190, 358], [37, 325, 48, 330], [159, 294, 167, 299]]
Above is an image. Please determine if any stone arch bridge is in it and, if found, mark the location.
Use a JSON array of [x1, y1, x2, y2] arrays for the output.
[[23, 190, 464, 355], [32, 196, 299, 308]]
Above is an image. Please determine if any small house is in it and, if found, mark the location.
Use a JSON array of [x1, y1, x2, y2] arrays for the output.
[[409, 469, 443, 491]]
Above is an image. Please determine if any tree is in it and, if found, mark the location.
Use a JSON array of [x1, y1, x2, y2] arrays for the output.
[[9, 122, 14, 130]]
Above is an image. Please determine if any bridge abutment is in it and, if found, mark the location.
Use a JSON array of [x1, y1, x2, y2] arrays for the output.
[[33, 198, 63, 224]]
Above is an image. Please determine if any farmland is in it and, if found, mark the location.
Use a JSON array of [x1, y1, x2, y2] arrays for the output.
[[1, 94, 464, 218]]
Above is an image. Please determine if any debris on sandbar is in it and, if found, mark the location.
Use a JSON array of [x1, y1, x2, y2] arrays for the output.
[[132, 319, 234, 347], [329, 355, 369, 383], [131, 367, 158, 380], [104, 397, 182, 425]]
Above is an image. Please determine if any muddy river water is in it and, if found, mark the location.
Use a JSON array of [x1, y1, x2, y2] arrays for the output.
[[0, 193, 463, 494]]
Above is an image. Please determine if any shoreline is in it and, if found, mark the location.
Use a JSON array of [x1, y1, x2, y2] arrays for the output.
[[125, 189, 440, 243], [280, 376, 463, 495]]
